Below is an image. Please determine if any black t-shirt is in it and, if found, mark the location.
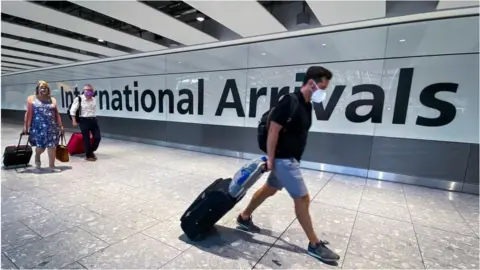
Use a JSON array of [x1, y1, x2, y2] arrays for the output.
[[269, 91, 312, 161]]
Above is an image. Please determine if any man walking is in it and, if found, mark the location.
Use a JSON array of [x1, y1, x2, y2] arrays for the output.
[[70, 84, 101, 161], [237, 66, 340, 262]]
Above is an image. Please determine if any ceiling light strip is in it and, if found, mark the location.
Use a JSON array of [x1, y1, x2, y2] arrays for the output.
[[3, 7, 478, 76]]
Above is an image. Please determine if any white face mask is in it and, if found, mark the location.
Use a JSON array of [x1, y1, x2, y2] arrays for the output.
[[311, 85, 327, 103]]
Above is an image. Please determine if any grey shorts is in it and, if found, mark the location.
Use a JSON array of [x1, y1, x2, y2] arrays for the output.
[[267, 158, 308, 199]]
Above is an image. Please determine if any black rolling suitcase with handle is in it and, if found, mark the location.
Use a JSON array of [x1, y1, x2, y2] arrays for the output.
[[3, 132, 33, 168], [180, 178, 238, 241]]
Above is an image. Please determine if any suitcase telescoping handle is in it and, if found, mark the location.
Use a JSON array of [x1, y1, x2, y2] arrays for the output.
[[16, 132, 30, 152]]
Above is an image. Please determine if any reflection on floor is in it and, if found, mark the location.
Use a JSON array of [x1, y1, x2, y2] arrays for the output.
[[1, 123, 479, 269]]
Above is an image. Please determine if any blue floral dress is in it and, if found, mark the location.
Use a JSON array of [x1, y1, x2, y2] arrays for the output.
[[29, 97, 60, 148]]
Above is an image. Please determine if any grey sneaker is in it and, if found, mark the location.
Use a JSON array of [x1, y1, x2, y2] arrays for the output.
[[236, 215, 261, 233], [307, 240, 340, 262]]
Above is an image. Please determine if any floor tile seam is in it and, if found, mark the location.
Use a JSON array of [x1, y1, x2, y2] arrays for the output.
[[139, 231, 185, 253], [341, 176, 367, 269], [157, 240, 195, 269], [341, 251, 402, 269], [74, 260, 88, 269], [358, 197, 409, 208], [2, 221, 45, 253], [420, 257, 478, 270], [410, 219, 478, 238], [75, 225, 111, 247], [413, 223, 480, 242], [355, 209, 414, 224], [448, 198, 479, 238], [81, 209, 163, 242], [2, 251, 20, 270], [16, 210, 77, 237], [85, 209, 166, 231], [251, 173, 337, 269], [69, 242, 112, 269], [401, 187, 427, 269], [309, 200, 359, 213], [407, 205, 464, 214]]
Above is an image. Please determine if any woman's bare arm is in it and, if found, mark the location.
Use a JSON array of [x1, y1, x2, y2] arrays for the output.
[[24, 96, 34, 132]]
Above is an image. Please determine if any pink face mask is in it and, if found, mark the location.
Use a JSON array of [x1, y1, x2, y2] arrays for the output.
[[85, 90, 94, 97]]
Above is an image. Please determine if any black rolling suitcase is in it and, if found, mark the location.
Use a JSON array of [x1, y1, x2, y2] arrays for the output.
[[180, 178, 238, 241], [3, 133, 33, 168]]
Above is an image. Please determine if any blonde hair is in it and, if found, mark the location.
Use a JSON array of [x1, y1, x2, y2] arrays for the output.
[[35, 80, 51, 96]]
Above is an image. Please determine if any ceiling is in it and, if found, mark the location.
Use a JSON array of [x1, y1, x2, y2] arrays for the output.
[[1, 0, 478, 75]]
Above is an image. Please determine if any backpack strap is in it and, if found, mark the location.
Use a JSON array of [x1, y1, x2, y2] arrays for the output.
[[286, 93, 299, 124]]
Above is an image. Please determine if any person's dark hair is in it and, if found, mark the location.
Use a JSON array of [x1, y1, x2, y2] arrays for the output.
[[302, 66, 332, 85]]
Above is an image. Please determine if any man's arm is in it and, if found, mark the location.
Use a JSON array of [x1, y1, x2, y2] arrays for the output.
[[69, 97, 80, 125], [266, 95, 292, 161], [267, 121, 282, 161]]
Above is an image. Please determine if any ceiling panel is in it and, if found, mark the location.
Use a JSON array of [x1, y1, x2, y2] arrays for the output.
[[0, 49, 73, 64], [74, 1, 218, 46], [2, 37, 98, 61], [1, 62, 34, 70], [2, 67, 22, 72], [1, 0, 166, 52], [2, 56, 52, 67], [1, 21, 127, 57], [437, 0, 479, 10], [307, 0, 386, 25], [184, 0, 287, 37]]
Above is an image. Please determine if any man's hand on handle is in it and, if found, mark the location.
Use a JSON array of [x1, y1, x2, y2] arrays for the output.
[[266, 159, 274, 172]]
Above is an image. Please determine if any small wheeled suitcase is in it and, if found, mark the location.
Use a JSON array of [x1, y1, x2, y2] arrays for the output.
[[180, 178, 237, 241], [67, 132, 93, 155], [180, 158, 267, 241], [3, 132, 33, 168]]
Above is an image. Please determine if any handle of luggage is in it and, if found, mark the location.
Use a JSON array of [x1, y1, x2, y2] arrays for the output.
[[15, 132, 30, 153]]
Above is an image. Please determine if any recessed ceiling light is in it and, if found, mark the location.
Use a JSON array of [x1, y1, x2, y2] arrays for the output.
[[322, 43, 327, 46], [261, 52, 266, 55], [196, 15, 205, 22], [399, 39, 406, 42]]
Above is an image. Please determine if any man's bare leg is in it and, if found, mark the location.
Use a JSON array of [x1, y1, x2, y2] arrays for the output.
[[237, 183, 277, 232], [294, 194, 340, 262], [294, 194, 320, 243]]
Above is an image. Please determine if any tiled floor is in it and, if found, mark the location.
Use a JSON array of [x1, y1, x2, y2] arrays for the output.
[[1, 123, 479, 269]]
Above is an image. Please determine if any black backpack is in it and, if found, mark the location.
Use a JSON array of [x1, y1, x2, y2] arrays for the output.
[[67, 96, 81, 121], [257, 93, 299, 153]]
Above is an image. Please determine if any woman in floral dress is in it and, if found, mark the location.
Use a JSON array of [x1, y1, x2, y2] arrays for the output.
[[23, 80, 64, 172]]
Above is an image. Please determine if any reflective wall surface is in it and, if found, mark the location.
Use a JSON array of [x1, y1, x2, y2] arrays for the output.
[[2, 16, 479, 193]]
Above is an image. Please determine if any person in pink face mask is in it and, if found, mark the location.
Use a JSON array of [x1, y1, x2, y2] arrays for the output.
[[69, 84, 101, 161]]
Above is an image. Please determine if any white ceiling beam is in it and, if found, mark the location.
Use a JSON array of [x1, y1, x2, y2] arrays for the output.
[[1, 49, 73, 64], [184, 0, 287, 37], [1, 62, 35, 70], [74, 1, 218, 46], [1, 0, 166, 52], [307, 0, 386, 26], [437, 0, 479, 10], [2, 56, 52, 67], [2, 67, 22, 72], [1, 21, 127, 57], [2, 37, 98, 61]]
